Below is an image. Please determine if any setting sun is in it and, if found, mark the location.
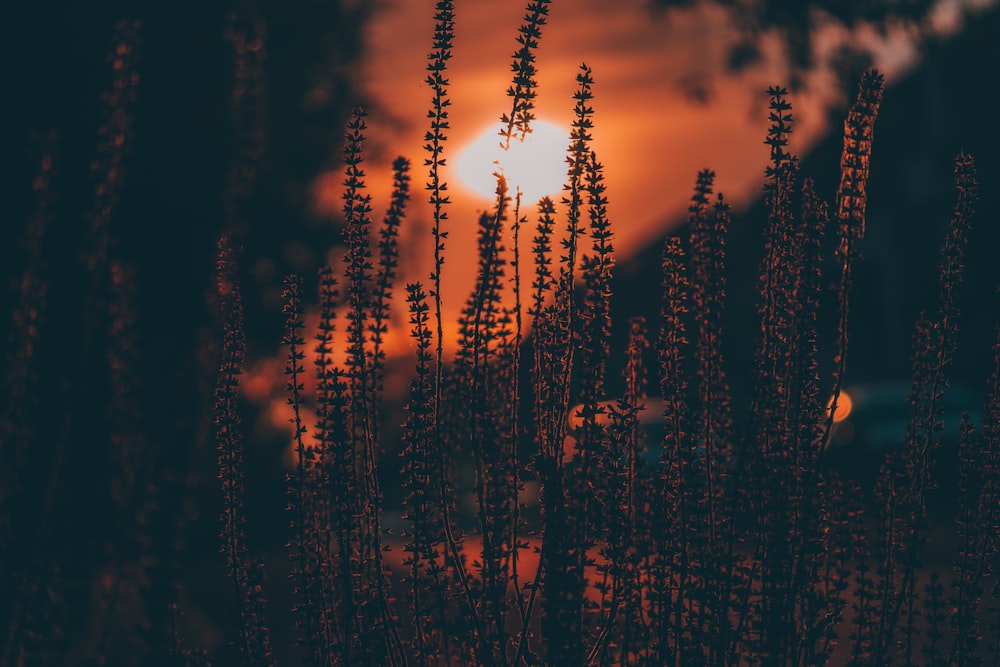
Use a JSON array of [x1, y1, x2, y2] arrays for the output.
[[453, 119, 571, 204]]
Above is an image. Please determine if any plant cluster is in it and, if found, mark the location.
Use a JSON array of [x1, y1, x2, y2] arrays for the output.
[[208, 5, 1000, 663], [2, 4, 998, 667]]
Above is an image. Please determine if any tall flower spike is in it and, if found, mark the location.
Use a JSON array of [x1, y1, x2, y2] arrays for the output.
[[341, 109, 376, 545], [309, 266, 347, 661], [753, 85, 799, 428], [527, 197, 558, 503], [369, 155, 409, 492], [214, 237, 274, 667], [422, 5, 486, 654], [835, 70, 885, 249], [341, 107, 406, 666], [400, 283, 448, 665], [655, 236, 691, 664], [501, 0, 552, 147], [588, 317, 650, 666], [215, 237, 248, 585], [313, 265, 357, 662], [827, 70, 884, 441], [537, 66, 599, 666], [282, 274, 327, 665], [370, 156, 410, 396], [425, 0, 454, 374], [82, 19, 141, 275], [573, 150, 615, 546], [574, 148, 619, 650], [554, 63, 595, 422], [455, 177, 513, 660], [507, 189, 528, 622], [423, 7, 462, 616], [745, 85, 806, 662], [529, 197, 557, 320], [763, 86, 796, 187], [0, 132, 57, 566], [873, 153, 977, 664]]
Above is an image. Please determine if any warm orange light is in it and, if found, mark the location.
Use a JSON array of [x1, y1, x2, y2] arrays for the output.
[[453, 119, 570, 204], [830, 391, 853, 422]]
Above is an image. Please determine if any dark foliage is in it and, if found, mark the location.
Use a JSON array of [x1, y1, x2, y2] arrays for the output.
[[2, 2, 999, 666]]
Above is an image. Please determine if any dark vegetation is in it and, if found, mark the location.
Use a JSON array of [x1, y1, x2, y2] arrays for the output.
[[2, 1, 999, 665]]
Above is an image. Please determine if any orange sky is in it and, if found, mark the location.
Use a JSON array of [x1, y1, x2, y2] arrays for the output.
[[258, 0, 986, 459], [312, 0, 945, 342]]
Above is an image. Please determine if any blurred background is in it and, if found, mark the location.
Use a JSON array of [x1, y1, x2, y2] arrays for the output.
[[2, 0, 998, 662]]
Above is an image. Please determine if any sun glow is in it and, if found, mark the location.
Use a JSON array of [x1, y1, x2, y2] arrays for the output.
[[453, 119, 571, 204]]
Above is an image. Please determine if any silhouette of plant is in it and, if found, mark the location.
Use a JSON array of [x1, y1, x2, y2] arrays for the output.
[[4, 3, 1000, 666]]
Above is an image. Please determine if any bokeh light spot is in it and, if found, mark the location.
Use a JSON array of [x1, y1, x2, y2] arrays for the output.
[[831, 391, 853, 423]]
